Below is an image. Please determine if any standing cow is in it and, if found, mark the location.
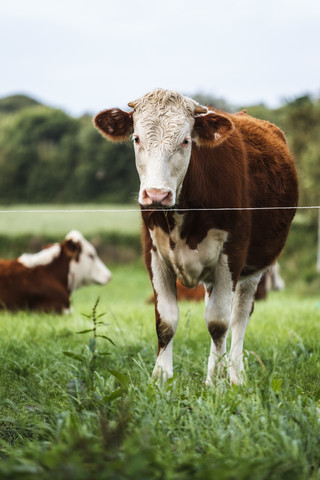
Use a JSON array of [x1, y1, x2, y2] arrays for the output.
[[94, 89, 298, 385]]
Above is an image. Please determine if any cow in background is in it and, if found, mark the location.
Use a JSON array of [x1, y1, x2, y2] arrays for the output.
[[0, 230, 111, 312], [94, 88, 298, 385], [255, 263, 285, 300]]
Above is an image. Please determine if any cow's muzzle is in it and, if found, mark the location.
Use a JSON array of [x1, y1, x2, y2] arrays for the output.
[[142, 188, 173, 206]]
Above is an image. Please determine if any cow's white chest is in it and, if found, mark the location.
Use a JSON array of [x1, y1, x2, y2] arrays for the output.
[[149, 217, 228, 287]]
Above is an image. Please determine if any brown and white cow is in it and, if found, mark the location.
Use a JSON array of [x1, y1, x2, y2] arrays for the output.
[[94, 89, 298, 385], [0, 230, 111, 312]]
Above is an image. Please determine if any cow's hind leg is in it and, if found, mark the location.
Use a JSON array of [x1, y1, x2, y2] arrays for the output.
[[205, 254, 233, 386], [150, 251, 179, 383], [229, 271, 264, 384]]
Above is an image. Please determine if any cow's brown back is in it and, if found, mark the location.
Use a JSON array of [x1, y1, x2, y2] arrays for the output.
[[173, 111, 298, 283], [0, 254, 70, 312]]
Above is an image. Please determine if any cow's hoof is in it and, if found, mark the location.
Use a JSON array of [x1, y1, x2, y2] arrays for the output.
[[229, 369, 243, 386], [205, 377, 213, 388], [152, 366, 172, 385]]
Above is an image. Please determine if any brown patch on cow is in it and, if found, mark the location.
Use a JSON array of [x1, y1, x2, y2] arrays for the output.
[[141, 222, 153, 283], [207, 321, 228, 348], [176, 111, 297, 281], [0, 245, 73, 312], [146, 281, 204, 304], [63, 239, 82, 262], [156, 321, 174, 352], [94, 108, 133, 142], [152, 288, 175, 353], [193, 109, 235, 147], [141, 209, 176, 235], [255, 273, 267, 300], [176, 282, 204, 301]]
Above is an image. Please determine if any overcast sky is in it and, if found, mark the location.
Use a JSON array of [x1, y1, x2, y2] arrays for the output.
[[1, 0, 319, 116]]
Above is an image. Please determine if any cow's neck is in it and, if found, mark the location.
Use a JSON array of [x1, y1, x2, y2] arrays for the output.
[[42, 253, 71, 291]]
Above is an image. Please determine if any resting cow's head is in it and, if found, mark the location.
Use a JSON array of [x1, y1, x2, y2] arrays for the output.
[[94, 89, 234, 207], [64, 231, 112, 290]]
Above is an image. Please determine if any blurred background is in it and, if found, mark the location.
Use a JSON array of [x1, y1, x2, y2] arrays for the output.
[[0, 0, 319, 293]]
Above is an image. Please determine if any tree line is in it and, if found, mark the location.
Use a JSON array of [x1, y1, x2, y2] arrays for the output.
[[0, 93, 319, 220]]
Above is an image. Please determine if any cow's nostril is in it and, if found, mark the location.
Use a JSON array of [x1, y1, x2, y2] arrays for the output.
[[143, 189, 172, 205]]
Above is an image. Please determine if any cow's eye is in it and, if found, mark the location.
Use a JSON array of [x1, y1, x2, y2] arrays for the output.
[[88, 253, 94, 260], [182, 138, 190, 146], [133, 135, 140, 145]]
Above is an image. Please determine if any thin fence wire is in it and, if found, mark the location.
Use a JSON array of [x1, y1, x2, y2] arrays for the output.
[[0, 205, 319, 214]]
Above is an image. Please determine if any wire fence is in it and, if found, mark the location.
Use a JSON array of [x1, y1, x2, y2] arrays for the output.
[[0, 205, 319, 214], [0, 204, 319, 270]]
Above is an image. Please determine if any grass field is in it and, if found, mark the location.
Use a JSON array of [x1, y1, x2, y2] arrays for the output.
[[0, 204, 143, 263], [0, 262, 320, 479], [0, 205, 319, 478], [0, 204, 141, 237]]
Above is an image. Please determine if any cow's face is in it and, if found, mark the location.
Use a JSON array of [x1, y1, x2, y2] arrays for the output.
[[94, 89, 234, 207], [65, 231, 112, 291], [132, 100, 195, 207]]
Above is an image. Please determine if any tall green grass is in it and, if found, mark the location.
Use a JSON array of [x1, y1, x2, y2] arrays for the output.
[[0, 263, 320, 479], [0, 204, 319, 478]]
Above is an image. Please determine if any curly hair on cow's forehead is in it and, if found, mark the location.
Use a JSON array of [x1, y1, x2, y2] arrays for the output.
[[129, 88, 196, 117]]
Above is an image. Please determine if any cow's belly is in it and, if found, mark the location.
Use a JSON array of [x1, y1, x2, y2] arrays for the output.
[[150, 226, 228, 288]]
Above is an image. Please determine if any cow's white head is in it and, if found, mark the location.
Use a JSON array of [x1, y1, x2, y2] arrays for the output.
[[64, 230, 112, 291], [94, 89, 234, 207]]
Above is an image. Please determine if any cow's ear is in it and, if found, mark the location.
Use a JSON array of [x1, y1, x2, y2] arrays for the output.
[[193, 111, 234, 147], [94, 108, 133, 142], [63, 239, 81, 260]]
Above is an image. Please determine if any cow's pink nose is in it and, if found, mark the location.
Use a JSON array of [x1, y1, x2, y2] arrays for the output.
[[143, 188, 172, 205]]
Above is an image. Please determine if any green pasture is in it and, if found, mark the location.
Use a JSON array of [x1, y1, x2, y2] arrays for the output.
[[0, 262, 320, 479], [0, 204, 319, 478], [0, 204, 141, 237], [0, 203, 143, 263]]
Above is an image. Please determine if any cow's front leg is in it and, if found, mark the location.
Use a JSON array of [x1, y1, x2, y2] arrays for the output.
[[230, 271, 263, 384], [204, 254, 233, 386], [150, 251, 179, 383]]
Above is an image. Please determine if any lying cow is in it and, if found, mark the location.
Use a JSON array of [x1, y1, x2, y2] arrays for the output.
[[0, 230, 111, 312], [94, 88, 298, 385]]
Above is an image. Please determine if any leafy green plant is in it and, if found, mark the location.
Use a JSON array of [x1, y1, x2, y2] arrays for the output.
[[63, 297, 129, 407]]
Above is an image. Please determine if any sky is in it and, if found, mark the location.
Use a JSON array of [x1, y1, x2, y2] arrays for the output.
[[1, 0, 320, 116]]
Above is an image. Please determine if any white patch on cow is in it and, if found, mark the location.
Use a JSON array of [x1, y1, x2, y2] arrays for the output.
[[150, 247, 179, 382], [204, 253, 233, 385], [229, 269, 265, 384], [18, 244, 61, 268], [66, 230, 112, 291], [149, 214, 228, 288], [150, 248, 179, 325]]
